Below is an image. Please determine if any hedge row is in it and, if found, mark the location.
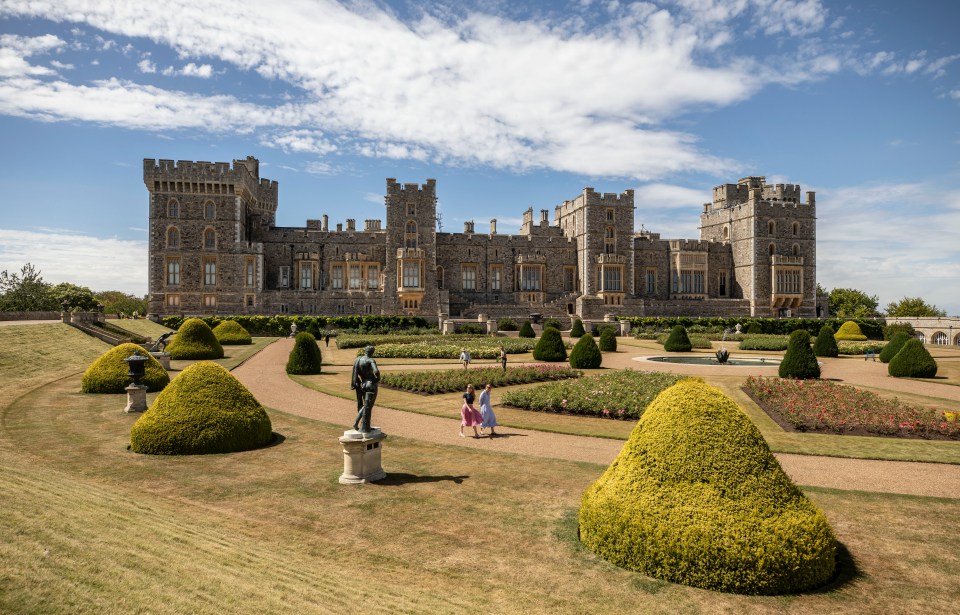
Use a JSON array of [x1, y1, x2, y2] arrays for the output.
[[161, 314, 430, 336], [623, 317, 884, 340]]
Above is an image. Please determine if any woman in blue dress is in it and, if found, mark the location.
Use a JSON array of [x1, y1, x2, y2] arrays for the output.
[[478, 383, 497, 436]]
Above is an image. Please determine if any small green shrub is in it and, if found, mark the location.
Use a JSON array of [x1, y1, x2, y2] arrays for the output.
[[598, 328, 617, 352], [457, 322, 485, 334], [130, 362, 272, 455], [543, 317, 563, 331], [879, 332, 911, 363], [779, 330, 820, 379], [591, 324, 617, 338], [579, 380, 837, 594], [497, 318, 519, 331], [813, 324, 839, 358], [658, 332, 712, 349], [663, 325, 692, 352], [212, 320, 252, 345], [286, 332, 322, 375], [519, 320, 536, 338], [570, 319, 585, 338], [569, 334, 602, 369], [883, 322, 915, 341], [888, 339, 938, 378], [165, 318, 224, 360], [744, 322, 763, 334], [81, 343, 169, 393], [305, 321, 322, 338], [834, 321, 867, 341], [533, 327, 567, 362], [738, 335, 789, 351]]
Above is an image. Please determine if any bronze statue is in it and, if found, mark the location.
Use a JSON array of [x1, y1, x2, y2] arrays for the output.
[[350, 345, 380, 432]]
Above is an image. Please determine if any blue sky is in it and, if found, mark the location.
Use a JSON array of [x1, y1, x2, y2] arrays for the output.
[[0, 0, 958, 315]]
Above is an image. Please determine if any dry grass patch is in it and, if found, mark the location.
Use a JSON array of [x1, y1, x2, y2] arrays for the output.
[[169, 336, 277, 373], [105, 318, 176, 341]]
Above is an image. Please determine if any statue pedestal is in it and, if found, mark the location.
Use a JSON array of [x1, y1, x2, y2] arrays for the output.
[[338, 429, 387, 484], [124, 384, 148, 413], [150, 352, 171, 370]]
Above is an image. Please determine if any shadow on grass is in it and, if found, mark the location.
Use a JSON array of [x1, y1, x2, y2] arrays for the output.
[[485, 432, 528, 439], [805, 542, 862, 594], [375, 473, 469, 486]]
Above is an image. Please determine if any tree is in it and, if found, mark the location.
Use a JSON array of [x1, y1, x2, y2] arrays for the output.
[[97, 291, 148, 316], [885, 296, 947, 318], [779, 330, 820, 379], [532, 327, 567, 362], [0, 263, 55, 311], [50, 282, 99, 311], [827, 287, 880, 318]]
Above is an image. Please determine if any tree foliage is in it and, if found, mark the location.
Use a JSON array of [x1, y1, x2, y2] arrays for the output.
[[827, 287, 880, 318], [0, 263, 55, 311], [97, 290, 148, 316], [50, 282, 99, 311], [885, 296, 947, 318]]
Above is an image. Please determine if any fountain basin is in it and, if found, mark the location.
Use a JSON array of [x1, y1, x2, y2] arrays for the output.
[[636, 355, 781, 367]]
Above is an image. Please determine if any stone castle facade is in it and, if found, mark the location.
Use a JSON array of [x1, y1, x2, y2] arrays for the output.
[[145, 156, 817, 322]]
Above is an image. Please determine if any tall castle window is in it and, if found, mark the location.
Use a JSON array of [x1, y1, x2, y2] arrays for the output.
[[331, 265, 343, 289], [604, 227, 616, 254], [204, 202, 215, 219], [793, 244, 800, 257], [646, 268, 657, 295], [605, 208, 614, 222], [245, 257, 255, 288], [167, 199, 179, 218], [723, 226, 729, 240], [490, 265, 502, 291], [462, 265, 477, 290], [278, 266, 290, 288], [402, 261, 420, 288], [204, 228, 216, 249], [792, 221, 799, 236], [366, 265, 379, 290], [166, 227, 180, 249], [436, 266, 444, 289], [349, 265, 362, 290], [769, 243, 776, 257], [768, 220, 776, 235], [719, 271, 727, 296], [203, 257, 217, 287], [166, 258, 180, 286], [404, 221, 418, 249], [563, 267, 575, 292], [599, 266, 622, 292], [300, 264, 314, 290]]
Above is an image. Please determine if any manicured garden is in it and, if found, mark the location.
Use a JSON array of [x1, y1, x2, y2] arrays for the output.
[[349, 336, 540, 359], [379, 364, 581, 394], [744, 376, 960, 439]]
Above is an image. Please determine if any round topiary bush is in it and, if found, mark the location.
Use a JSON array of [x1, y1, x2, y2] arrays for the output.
[[212, 320, 252, 345], [286, 332, 322, 375], [165, 318, 224, 360], [570, 319, 585, 338], [532, 327, 567, 362], [834, 321, 867, 341], [81, 342, 169, 393], [497, 318, 519, 331], [518, 320, 536, 338], [888, 338, 938, 378], [578, 379, 837, 595], [129, 361, 273, 455], [543, 317, 563, 331], [598, 327, 617, 352], [569, 333, 602, 368], [879, 332, 911, 364], [779, 330, 820, 379], [813, 324, 839, 358], [663, 325, 692, 352]]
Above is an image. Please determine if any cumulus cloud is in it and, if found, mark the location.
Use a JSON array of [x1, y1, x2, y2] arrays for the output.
[[0, 33, 63, 77], [0, 228, 148, 295]]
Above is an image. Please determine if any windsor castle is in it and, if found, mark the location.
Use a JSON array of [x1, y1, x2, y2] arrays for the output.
[[145, 156, 817, 322]]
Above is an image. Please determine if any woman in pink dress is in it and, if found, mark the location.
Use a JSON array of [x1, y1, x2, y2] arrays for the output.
[[459, 384, 483, 438]]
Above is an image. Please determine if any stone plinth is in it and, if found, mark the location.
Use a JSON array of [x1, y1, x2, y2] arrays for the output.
[[338, 429, 387, 484], [485, 319, 498, 335], [619, 320, 631, 337], [124, 383, 148, 413], [151, 352, 171, 370]]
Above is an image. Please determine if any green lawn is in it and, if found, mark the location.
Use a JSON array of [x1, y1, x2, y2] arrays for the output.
[[105, 318, 176, 340]]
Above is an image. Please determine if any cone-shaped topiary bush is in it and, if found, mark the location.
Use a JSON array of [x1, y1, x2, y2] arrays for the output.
[[81, 342, 169, 393], [579, 379, 837, 595], [165, 318, 224, 360], [286, 332, 322, 374], [569, 333, 602, 368], [598, 327, 618, 352], [212, 320, 252, 345], [533, 327, 567, 362], [570, 319, 585, 338], [663, 325, 692, 352], [779, 330, 820, 379], [130, 362, 272, 455], [834, 321, 867, 341], [879, 332, 911, 364], [813, 324, 839, 358], [745, 322, 762, 334], [305, 321, 322, 338], [888, 338, 938, 378], [518, 320, 536, 338]]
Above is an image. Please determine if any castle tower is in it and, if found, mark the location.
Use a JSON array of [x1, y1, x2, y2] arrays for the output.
[[383, 179, 438, 316], [143, 157, 275, 317], [699, 176, 816, 317]]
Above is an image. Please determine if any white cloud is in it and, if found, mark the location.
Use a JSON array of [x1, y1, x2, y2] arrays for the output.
[[49, 59, 73, 70], [262, 129, 337, 155], [0, 33, 63, 77], [137, 59, 156, 73], [180, 62, 212, 78], [634, 182, 710, 210], [0, 228, 147, 295]]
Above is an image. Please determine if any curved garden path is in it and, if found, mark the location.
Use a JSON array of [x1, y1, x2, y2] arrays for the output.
[[234, 338, 960, 499]]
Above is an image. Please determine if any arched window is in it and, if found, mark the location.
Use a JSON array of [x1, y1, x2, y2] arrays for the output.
[[793, 244, 800, 257], [723, 225, 730, 240], [204, 201, 215, 219], [604, 226, 616, 254], [167, 199, 179, 218], [792, 221, 799, 236], [166, 226, 180, 249], [769, 243, 775, 257], [932, 332, 948, 345], [404, 220, 417, 249], [768, 220, 776, 235], [204, 228, 216, 250]]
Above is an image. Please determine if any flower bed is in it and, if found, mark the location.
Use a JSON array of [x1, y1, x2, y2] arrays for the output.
[[358, 337, 543, 359], [337, 333, 481, 349], [500, 371, 682, 420], [837, 340, 886, 355], [379, 365, 581, 394], [738, 335, 789, 351], [744, 376, 960, 439]]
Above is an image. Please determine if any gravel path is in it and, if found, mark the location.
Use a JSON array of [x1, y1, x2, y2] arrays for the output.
[[233, 338, 960, 499]]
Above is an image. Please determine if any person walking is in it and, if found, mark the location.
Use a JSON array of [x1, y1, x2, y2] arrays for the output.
[[459, 348, 471, 370], [324, 333, 330, 347], [498, 346, 507, 372], [459, 384, 482, 438], [478, 383, 497, 436]]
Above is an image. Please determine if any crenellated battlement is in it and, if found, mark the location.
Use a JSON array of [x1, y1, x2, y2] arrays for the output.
[[704, 175, 813, 216], [143, 155, 278, 213], [386, 177, 437, 199]]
